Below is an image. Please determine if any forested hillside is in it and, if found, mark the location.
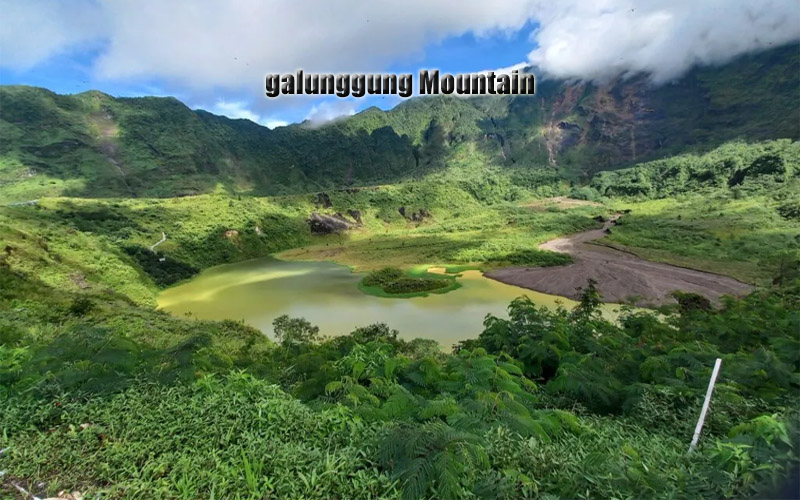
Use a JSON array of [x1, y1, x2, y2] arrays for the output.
[[1, 44, 797, 201], [2, 42, 799, 499]]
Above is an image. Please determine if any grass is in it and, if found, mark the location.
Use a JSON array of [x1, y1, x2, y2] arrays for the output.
[[0, 166, 598, 308], [0, 375, 397, 500], [277, 201, 600, 272], [4, 372, 789, 500], [4, 176, 794, 311], [0, 192, 314, 306], [602, 189, 799, 285], [5, 135, 796, 310]]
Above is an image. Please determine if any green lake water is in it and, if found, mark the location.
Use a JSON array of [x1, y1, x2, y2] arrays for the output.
[[158, 258, 622, 347]]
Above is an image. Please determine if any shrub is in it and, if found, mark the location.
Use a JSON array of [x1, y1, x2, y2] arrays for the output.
[[489, 249, 572, 267], [68, 296, 94, 316], [776, 200, 800, 221], [362, 267, 451, 295], [362, 267, 404, 287], [383, 278, 449, 294], [124, 246, 198, 287]]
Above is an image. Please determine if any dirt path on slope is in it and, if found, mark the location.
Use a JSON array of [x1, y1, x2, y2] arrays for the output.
[[485, 216, 754, 306]]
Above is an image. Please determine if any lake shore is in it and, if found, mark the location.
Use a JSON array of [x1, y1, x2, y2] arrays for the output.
[[486, 217, 754, 306]]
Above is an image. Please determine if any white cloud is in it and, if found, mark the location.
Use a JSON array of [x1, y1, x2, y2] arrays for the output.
[[1, 1, 532, 85], [0, 0, 105, 70], [2, 0, 798, 105], [526, 0, 800, 83], [210, 100, 261, 122], [89, 0, 534, 94], [206, 99, 287, 128], [262, 118, 289, 130], [304, 100, 357, 125]]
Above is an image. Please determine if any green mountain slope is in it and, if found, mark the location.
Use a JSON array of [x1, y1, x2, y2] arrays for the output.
[[1, 45, 798, 201]]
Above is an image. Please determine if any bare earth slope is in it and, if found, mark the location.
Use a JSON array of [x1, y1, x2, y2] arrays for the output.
[[486, 218, 754, 306]]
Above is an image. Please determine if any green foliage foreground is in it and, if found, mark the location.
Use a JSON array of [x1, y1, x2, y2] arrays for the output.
[[1, 266, 798, 499]]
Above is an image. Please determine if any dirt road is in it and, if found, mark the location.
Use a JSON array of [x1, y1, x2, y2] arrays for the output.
[[486, 217, 754, 306]]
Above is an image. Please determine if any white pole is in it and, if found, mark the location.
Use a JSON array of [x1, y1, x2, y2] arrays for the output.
[[688, 357, 723, 453]]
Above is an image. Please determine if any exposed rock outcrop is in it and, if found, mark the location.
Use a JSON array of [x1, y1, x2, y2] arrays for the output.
[[308, 212, 353, 234], [347, 209, 363, 225], [398, 206, 431, 222], [410, 208, 431, 222], [314, 192, 333, 208], [558, 121, 582, 131]]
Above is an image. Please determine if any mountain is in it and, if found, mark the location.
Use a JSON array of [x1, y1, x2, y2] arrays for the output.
[[1, 44, 798, 201]]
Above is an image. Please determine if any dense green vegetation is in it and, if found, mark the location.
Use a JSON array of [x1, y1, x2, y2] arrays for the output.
[[590, 139, 799, 199], [0, 191, 314, 306], [362, 267, 406, 287], [0, 143, 606, 309], [2, 263, 798, 498], [2, 140, 798, 497], [589, 140, 800, 285], [0, 137, 796, 301], [360, 267, 458, 297], [2, 44, 798, 201], [2, 44, 800, 499], [2, 154, 799, 497], [123, 246, 199, 287]]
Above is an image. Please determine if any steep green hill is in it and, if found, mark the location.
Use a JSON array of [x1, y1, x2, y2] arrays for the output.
[[1, 45, 798, 201], [590, 139, 800, 198]]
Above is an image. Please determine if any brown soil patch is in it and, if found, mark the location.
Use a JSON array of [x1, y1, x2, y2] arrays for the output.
[[486, 216, 753, 306]]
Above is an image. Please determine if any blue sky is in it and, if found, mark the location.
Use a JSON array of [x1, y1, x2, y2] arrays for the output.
[[1, 1, 797, 128], [297, 22, 538, 125], [0, 19, 537, 127]]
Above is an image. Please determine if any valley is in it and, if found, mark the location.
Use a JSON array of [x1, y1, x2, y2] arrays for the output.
[[1, 44, 799, 500]]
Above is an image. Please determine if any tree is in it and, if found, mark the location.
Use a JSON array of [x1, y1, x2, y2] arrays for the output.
[[272, 315, 319, 349], [572, 278, 603, 320], [770, 250, 800, 287], [350, 323, 399, 344]]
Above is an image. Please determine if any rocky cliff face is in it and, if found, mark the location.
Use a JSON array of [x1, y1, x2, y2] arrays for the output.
[[481, 44, 799, 176]]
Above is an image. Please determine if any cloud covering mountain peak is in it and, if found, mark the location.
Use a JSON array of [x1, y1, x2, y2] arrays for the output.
[[1, 0, 797, 119], [526, 0, 800, 83]]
